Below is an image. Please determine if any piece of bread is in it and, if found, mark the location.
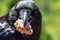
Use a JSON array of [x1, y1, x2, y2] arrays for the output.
[[14, 19, 33, 35]]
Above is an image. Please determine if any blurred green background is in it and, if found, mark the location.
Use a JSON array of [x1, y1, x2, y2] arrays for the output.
[[0, 0, 60, 40]]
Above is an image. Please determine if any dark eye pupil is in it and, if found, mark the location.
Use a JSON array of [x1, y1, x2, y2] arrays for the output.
[[12, 13, 17, 16], [12, 15, 15, 16], [11, 13, 17, 20]]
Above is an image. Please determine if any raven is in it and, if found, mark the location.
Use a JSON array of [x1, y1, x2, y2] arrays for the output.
[[0, 0, 42, 40]]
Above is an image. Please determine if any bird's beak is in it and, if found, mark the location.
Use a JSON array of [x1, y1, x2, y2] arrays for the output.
[[14, 10, 33, 35], [19, 10, 31, 26]]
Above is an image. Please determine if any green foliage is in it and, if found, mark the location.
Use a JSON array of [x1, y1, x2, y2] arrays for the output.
[[0, 0, 19, 16], [0, 0, 60, 40]]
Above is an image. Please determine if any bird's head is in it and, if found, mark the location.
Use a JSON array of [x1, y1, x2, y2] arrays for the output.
[[7, 0, 41, 38]]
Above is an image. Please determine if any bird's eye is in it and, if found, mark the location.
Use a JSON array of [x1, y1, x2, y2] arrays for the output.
[[11, 12, 17, 20]]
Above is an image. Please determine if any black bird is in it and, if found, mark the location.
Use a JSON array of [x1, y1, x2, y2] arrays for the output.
[[0, 0, 42, 40]]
